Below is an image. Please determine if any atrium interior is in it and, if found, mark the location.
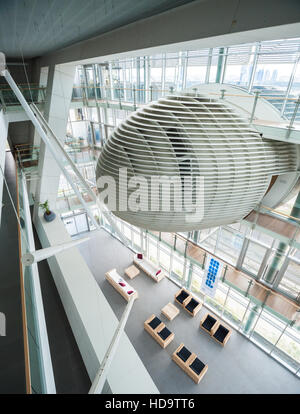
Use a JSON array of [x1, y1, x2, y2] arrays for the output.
[[0, 0, 300, 395]]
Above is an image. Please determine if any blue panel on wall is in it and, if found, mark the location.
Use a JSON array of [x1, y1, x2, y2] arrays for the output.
[[201, 255, 223, 298]]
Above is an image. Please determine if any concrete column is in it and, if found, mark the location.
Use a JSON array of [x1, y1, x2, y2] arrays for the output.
[[263, 190, 300, 285], [263, 241, 289, 284], [144, 56, 150, 103], [215, 47, 225, 83], [244, 305, 260, 334], [34, 64, 76, 220], [0, 110, 8, 226], [193, 230, 199, 243]]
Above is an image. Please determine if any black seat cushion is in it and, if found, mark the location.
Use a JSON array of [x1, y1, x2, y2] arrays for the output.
[[157, 327, 172, 341], [148, 316, 161, 330], [185, 298, 199, 313], [189, 358, 205, 375], [177, 346, 191, 362], [213, 325, 229, 343], [176, 290, 189, 304], [202, 315, 217, 332]]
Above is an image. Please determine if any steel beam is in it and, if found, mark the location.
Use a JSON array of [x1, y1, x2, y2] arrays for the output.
[[22, 236, 90, 266]]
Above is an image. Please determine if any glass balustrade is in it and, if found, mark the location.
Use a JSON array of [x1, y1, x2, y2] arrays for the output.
[[17, 167, 54, 394]]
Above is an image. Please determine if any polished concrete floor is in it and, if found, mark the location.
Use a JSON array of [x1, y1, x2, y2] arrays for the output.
[[78, 229, 300, 394], [33, 225, 91, 394]]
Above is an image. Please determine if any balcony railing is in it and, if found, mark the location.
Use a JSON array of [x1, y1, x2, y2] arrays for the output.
[[0, 83, 46, 109]]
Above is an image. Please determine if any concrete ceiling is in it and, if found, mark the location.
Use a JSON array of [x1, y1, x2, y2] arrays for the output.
[[0, 0, 196, 59]]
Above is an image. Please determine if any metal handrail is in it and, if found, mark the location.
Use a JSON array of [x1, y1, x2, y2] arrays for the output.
[[71, 84, 300, 102]]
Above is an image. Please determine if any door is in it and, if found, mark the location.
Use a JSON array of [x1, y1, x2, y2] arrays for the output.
[[64, 217, 77, 236], [74, 213, 89, 234]]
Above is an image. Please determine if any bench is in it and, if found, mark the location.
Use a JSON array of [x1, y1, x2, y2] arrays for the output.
[[200, 312, 232, 346], [174, 288, 202, 317], [144, 314, 174, 348], [172, 343, 208, 384], [105, 269, 138, 302], [133, 253, 165, 283]]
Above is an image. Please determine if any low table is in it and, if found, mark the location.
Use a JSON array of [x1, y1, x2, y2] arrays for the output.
[[125, 265, 140, 280], [161, 302, 180, 321]]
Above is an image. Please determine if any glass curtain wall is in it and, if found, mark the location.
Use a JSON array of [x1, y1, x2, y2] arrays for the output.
[[70, 38, 300, 125], [67, 38, 300, 153]]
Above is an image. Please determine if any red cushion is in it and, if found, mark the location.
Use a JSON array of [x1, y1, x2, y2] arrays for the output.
[[127, 290, 134, 295], [156, 269, 161, 276], [119, 282, 126, 287], [137, 253, 143, 259]]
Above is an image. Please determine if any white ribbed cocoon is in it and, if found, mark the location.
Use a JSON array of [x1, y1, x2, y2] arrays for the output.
[[96, 93, 297, 231]]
